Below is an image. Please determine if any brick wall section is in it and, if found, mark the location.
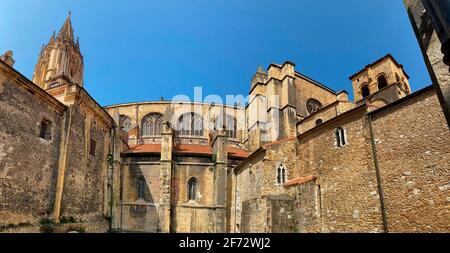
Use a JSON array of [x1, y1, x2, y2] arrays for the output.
[[404, 0, 450, 127], [371, 89, 450, 232], [0, 67, 63, 231], [241, 198, 268, 232], [295, 181, 321, 232], [268, 196, 296, 232], [58, 102, 110, 232], [298, 108, 384, 232]]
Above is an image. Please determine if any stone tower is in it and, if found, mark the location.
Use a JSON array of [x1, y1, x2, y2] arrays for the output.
[[349, 54, 411, 108], [32, 13, 84, 90], [246, 62, 298, 152]]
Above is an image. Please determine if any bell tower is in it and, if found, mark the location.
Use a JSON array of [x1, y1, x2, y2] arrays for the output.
[[32, 12, 84, 90]]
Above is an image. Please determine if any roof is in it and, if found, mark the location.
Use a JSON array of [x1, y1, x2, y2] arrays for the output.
[[262, 136, 297, 148], [349, 54, 410, 80], [123, 144, 249, 158], [284, 175, 317, 187], [104, 100, 245, 110]]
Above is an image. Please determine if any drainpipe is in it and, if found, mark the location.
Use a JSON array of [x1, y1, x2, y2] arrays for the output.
[[367, 114, 389, 233], [54, 106, 74, 222], [107, 127, 115, 232], [233, 168, 237, 233]]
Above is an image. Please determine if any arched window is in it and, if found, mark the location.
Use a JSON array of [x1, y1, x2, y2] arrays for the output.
[[361, 85, 370, 98], [404, 83, 410, 94], [137, 176, 146, 199], [395, 74, 401, 83], [306, 98, 323, 115], [315, 119, 323, 126], [177, 112, 203, 136], [377, 75, 388, 90], [119, 115, 132, 132], [187, 177, 198, 201], [335, 127, 347, 148], [141, 113, 163, 136], [276, 164, 287, 185], [215, 114, 237, 139]]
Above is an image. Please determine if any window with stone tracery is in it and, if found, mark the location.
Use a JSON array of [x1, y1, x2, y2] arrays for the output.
[[119, 115, 132, 132], [215, 114, 237, 139], [141, 113, 163, 136], [335, 127, 347, 148], [176, 112, 203, 136], [306, 98, 322, 115], [137, 176, 146, 199], [276, 163, 287, 185]]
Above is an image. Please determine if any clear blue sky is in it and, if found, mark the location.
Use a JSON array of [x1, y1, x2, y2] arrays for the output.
[[0, 0, 430, 106]]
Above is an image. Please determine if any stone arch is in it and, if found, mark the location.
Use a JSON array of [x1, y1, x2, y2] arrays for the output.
[[377, 73, 388, 90]]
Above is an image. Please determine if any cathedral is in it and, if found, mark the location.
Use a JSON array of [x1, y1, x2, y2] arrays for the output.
[[0, 14, 449, 233]]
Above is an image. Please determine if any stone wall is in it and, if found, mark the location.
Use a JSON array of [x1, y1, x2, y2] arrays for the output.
[[297, 107, 384, 232], [0, 61, 116, 233], [404, 0, 450, 127], [58, 101, 111, 232], [0, 65, 64, 232], [371, 87, 450, 232]]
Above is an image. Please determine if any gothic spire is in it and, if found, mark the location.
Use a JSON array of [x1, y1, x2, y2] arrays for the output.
[[57, 12, 74, 43]]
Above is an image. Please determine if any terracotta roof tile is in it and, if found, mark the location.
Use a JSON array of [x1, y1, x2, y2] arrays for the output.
[[174, 144, 212, 155], [284, 175, 317, 187], [227, 147, 249, 158], [262, 136, 297, 148], [124, 144, 161, 153], [123, 144, 249, 158]]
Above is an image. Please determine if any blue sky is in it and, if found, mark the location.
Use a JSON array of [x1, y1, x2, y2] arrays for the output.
[[0, 0, 430, 106]]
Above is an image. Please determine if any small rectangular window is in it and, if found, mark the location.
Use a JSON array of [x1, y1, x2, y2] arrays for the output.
[[90, 139, 96, 156], [39, 119, 52, 140]]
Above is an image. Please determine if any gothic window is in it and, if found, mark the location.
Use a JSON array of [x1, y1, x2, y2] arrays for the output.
[[335, 127, 347, 148], [306, 98, 323, 115], [177, 112, 203, 136], [215, 114, 237, 139], [119, 115, 132, 132], [141, 113, 163, 136], [39, 119, 52, 140], [276, 164, 287, 185], [137, 176, 146, 199], [377, 75, 388, 90], [315, 119, 323, 126], [187, 177, 198, 201], [361, 85, 370, 98]]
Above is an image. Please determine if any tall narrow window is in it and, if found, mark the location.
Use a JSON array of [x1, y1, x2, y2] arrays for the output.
[[361, 85, 370, 98], [335, 127, 347, 147], [39, 119, 52, 140], [141, 113, 163, 136], [395, 74, 400, 83], [137, 176, 146, 199], [188, 178, 198, 200], [177, 112, 203, 137], [89, 139, 96, 156], [276, 164, 287, 185], [377, 75, 388, 90]]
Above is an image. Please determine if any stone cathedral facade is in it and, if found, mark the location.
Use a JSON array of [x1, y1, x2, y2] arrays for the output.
[[0, 15, 449, 233]]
